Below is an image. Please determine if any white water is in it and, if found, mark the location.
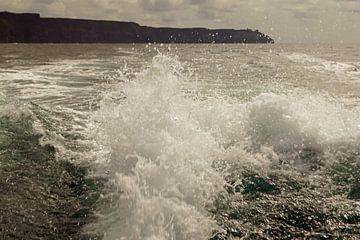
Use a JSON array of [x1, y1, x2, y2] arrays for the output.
[[285, 52, 360, 82], [90, 52, 360, 240], [92, 54, 225, 240], [1, 44, 360, 239]]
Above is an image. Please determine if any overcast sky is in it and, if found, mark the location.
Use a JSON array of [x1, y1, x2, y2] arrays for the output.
[[1, 0, 359, 43]]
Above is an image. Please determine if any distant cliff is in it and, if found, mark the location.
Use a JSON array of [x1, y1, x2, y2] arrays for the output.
[[0, 12, 274, 44]]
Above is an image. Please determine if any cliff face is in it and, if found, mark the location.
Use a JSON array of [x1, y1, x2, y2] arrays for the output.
[[0, 12, 274, 43]]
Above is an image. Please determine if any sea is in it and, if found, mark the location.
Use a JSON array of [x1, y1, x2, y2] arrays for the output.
[[0, 43, 360, 240]]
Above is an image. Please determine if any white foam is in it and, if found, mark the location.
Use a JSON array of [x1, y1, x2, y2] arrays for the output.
[[285, 53, 360, 81], [0, 58, 111, 104], [90, 53, 360, 239], [245, 92, 360, 164], [92, 54, 226, 240]]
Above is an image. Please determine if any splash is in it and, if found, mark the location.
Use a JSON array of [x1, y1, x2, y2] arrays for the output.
[[91, 53, 360, 240], [92, 54, 226, 240]]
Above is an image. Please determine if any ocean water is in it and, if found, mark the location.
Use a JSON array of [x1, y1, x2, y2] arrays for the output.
[[1, 44, 360, 239]]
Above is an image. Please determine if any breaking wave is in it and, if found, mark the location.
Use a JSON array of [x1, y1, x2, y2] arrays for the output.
[[285, 52, 360, 81], [90, 53, 360, 239]]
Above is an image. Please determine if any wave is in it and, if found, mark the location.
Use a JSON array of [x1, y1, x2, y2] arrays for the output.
[[0, 101, 102, 239], [0, 58, 113, 108], [285, 52, 360, 81], [91, 54, 225, 240], [90, 53, 360, 239]]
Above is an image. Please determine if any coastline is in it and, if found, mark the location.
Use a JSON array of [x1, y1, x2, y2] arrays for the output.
[[0, 12, 274, 44]]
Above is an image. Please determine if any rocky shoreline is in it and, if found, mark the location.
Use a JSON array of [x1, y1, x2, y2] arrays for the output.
[[0, 12, 274, 44]]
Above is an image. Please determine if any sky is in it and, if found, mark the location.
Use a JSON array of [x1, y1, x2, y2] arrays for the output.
[[0, 0, 359, 43]]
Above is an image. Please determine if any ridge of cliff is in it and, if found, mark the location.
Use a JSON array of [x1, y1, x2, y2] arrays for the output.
[[0, 11, 274, 43]]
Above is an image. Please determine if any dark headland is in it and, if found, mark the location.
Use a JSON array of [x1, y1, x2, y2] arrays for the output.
[[0, 12, 274, 44]]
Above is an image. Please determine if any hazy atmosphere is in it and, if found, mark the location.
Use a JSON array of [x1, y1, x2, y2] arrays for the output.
[[1, 0, 359, 43]]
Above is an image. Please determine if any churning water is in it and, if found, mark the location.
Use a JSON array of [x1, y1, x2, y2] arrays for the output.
[[1, 44, 360, 239]]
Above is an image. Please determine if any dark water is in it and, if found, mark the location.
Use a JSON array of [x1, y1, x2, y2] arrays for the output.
[[0, 44, 360, 239], [0, 103, 103, 239]]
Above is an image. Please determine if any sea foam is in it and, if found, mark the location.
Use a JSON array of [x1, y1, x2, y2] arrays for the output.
[[91, 53, 360, 240], [92, 54, 226, 240]]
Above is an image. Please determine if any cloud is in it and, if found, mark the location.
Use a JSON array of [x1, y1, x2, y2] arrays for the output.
[[292, 11, 318, 19], [138, 0, 184, 12], [336, 0, 360, 2]]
